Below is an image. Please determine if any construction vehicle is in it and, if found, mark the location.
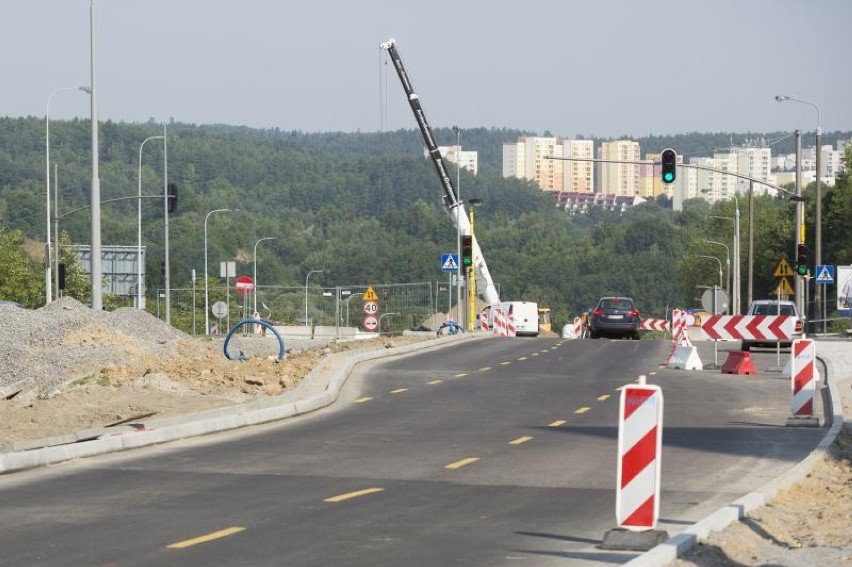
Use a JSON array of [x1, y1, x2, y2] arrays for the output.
[[380, 38, 500, 307]]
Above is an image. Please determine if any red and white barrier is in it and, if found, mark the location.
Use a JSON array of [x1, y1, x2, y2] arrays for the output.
[[790, 339, 816, 418], [616, 378, 663, 531], [700, 315, 794, 342], [506, 313, 516, 337], [640, 318, 670, 332], [671, 310, 691, 347], [562, 316, 583, 339]]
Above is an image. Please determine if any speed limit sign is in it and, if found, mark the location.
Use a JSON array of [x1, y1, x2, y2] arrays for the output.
[[363, 300, 379, 315]]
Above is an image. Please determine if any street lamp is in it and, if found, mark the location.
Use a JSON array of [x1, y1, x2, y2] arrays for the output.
[[452, 125, 462, 324], [702, 239, 730, 312], [45, 86, 88, 304], [137, 135, 164, 310], [304, 270, 327, 328], [253, 237, 275, 316], [89, 0, 103, 311], [776, 94, 822, 328], [204, 208, 237, 335], [697, 255, 724, 291]]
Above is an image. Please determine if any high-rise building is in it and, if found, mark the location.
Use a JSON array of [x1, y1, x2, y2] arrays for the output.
[[598, 140, 640, 196], [562, 139, 594, 192], [502, 137, 565, 191], [432, 145, 478, 175]]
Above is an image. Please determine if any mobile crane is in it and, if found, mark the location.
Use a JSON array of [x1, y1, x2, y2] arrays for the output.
[[380, 38, 500, 308]]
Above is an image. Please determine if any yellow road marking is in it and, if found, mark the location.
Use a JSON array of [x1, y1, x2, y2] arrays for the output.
[[390, 388, 408, 394], [427, 379, 443, 385], [445, 457, 479, 470], [323, 487, 384, 503], [167, 527, 246, 549], [615, 386, 625, 391], [549, 420, 567, 427], [531, 352, 539, 357], [500, 361, 512, 366], [354, 397, 373, 403], [517, 356, 528, 361], [540, 350, 549, 354], [509, 436, 533, 445], [597, 395, 611, 401], [648, 371, 657, 376], [455, 373, 469, 378], [479, 366, 492, 372], [575, 407, 591, 414]]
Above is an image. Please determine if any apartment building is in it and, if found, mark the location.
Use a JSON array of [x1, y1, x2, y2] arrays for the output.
[[597, 140, 641, 196], [562, 139, 594, 192], [432, 145, 479, 175], [502, 137, 565, 191]]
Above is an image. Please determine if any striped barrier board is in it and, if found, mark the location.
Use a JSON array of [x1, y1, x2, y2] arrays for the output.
[[640, 318, 670, 332], [790, 339, 816, 418], [701, 315, 794, 341], [616, 382, 663, 531]]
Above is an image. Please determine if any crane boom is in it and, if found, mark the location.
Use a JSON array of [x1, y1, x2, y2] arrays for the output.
[[380, 38, 500, 306]]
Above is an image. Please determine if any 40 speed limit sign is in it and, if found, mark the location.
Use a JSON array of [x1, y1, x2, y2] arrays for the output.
[[362, 286, 380, 332]]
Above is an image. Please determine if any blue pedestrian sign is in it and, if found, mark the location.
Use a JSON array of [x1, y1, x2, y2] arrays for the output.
[[815, 264, 835, 284], [441, 254, 460, 272]]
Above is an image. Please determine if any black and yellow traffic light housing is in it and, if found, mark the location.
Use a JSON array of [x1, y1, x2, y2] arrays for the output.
[[660, 148, 677, 184], [461, 235, 473, 269], [795, 243, 808, 276]]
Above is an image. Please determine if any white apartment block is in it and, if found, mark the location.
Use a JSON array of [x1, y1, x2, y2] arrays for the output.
[[562, 139, 594, 192], [433, 145, 478, 175], [598, 140, 640, 197], [502, 137, 565, 191]]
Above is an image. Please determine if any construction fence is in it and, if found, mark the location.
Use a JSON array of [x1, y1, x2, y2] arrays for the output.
[[142, 281, 462, 337]]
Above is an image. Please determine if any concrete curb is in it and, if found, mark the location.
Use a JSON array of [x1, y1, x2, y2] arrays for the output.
[[0, 333, 488, 475], [624, 349, 846, 566]]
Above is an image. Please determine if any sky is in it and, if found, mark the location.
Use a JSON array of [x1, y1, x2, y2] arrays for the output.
[[2, 0, 851, 140]]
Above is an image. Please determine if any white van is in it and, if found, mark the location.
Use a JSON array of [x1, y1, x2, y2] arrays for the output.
[[504, 301, 540, 337]]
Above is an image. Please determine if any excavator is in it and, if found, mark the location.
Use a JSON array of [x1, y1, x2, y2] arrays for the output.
[[380, 38, 500, 308]]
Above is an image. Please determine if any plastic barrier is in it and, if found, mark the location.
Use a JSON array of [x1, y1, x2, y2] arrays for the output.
[[666, 346, 703, 370], [720, 351, 757, 375], [789, 339, 816, 418]]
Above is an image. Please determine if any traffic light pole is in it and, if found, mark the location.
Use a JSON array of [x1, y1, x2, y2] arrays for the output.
[[468, 208, 477, 332]]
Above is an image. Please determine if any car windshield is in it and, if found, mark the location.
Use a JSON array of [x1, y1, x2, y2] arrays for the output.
[[600, 298, 633, 310], [752, 304, 796, 316]]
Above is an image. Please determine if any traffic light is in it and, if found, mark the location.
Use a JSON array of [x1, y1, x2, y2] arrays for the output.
[[660, 148, 677, 184], [461, 235, 473, 268], [167, 182, 178, 213], [795, 243, 808, 276]]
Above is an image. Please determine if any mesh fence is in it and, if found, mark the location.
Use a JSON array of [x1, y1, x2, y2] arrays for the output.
[[150, 281, 445, 336]]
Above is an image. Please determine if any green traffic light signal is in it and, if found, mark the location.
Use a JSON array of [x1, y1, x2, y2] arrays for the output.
[[461, 235, 473, 267], [660, 148, 677, 184], [796, 264, 808, 276], [663, 172, 674, 183]]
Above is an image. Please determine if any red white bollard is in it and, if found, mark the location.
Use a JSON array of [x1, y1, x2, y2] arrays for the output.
[[790, 339, 816, 418], [616, 377, 663, 531], [506, 314, 516, 337]]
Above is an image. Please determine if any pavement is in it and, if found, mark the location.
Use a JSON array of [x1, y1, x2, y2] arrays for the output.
[[1, 332, 850, 566]]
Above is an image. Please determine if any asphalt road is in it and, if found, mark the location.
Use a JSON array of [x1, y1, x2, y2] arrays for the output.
[[0, 337, 826, 567]]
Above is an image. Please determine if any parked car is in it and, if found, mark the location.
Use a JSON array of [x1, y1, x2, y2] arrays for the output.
[[741, 299, 803, 351], [589, 296, 641, 340]]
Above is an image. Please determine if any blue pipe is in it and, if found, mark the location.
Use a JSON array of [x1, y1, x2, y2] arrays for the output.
[[223, 318, 286, 361]]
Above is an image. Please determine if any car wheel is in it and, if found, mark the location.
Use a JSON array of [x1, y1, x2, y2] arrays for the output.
[[632, 332, 640, 340]]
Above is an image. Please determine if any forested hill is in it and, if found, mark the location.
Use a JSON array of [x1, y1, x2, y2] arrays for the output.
[[1, 117, 850, 325]]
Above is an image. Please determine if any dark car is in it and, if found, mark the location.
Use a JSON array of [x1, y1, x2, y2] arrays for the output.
[[589, 296, 641, 339]]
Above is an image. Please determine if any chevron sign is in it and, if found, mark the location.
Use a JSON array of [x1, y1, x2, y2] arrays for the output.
[[640, 318, 670, 332], [701, 315, 794, 341]]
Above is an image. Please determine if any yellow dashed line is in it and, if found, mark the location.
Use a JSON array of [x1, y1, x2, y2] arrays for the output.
[[615, 386, 625, 391], [445, 457, 479, 470], [549, 420, 567, 427], [531, 352, 539, 357], [597, 395, 611, 402], [354, 397, 373, 403], [323, 487, 385, 503], [500, 361, 512, 366], [479, 366, 492, 372], [390, 388, 408, 394], [648, 371, 657, 376], [427, 379, 443, 385], [517, 356, 528, 361], [455, 373, 469, 378], [167, 527, 246, 549], [575, 407, 591, 414], [509, 436, 533, 445]]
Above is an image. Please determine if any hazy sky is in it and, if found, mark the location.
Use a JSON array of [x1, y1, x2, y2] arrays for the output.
[[2, 0, 850, 139]]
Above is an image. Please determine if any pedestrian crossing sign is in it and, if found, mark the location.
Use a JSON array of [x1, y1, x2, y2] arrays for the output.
[[815, 264, 835, 284], [441, 254, 459, 272]]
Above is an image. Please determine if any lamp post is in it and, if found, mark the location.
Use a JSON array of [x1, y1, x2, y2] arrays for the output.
[[776, 95, 822, 329], [702, 239, 730, 311], [253, 237, 275, 315], [45, 86, 88, 304], [89, 0, 103, 311], [204, 208, 236, 335], [137, 135, 164, 310], [305, 270, 326, 328]]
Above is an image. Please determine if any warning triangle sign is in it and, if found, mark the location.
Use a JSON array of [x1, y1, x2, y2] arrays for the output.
[[363, 286, 379, 301], [773, 258, 794, 277], [772, 277, 794, 296]]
